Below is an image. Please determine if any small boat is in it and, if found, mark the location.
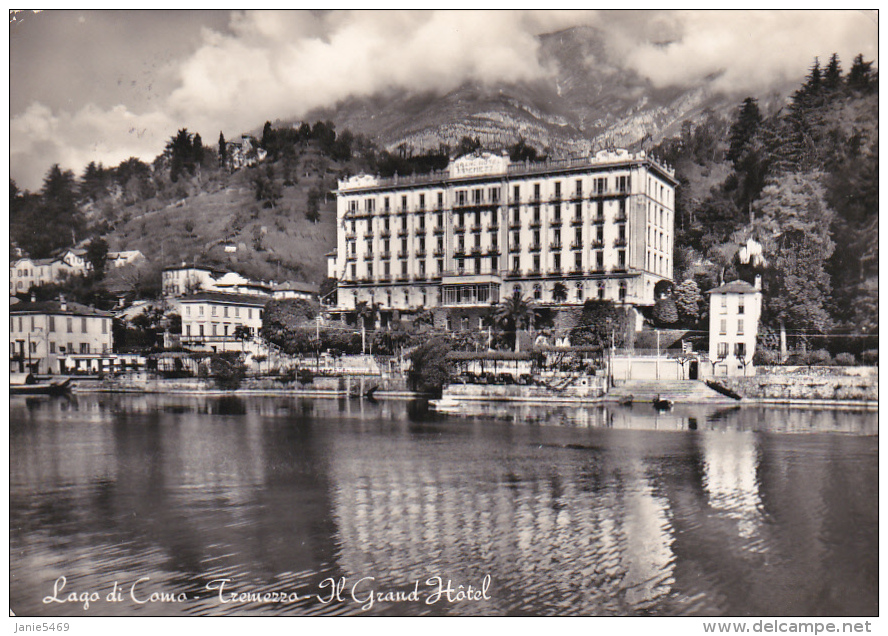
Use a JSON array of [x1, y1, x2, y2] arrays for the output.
[[10, 373, 71, 396], [619, 395, 634, 406], [428, 397, 465, 414], [653, 394, 673, 411]]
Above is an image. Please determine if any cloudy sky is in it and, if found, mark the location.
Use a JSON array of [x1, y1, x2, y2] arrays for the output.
[[8, 9, 878, 191]]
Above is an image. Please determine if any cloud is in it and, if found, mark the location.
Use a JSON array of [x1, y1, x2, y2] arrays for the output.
[[596, 10, 878, 93], [9, 10, 878, 190], [11, 102, 174, 189]]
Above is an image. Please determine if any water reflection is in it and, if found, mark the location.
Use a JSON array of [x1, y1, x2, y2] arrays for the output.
[[9, 395, 878, 616]]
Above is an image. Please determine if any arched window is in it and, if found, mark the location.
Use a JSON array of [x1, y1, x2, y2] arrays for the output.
[[512, 284, 521, 297], [575, 282, 584, 301]]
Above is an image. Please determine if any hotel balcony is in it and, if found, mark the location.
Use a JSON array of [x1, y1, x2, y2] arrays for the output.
[[433, 248, 445, 257], [345, 231, 356, 240], [549, 193, 563, 202], [530, 219, 542, 229], [363, 253, 375, 261], [528, 267, 541, 275], [380, 251, 391, 260], [569, 191, 584, 201], [569, 267, 584, 275], [509, 244, 521, 254], [396, 273, 410, 282], [487, 223, 500, 232], [509, 220, 522, 230], [570, 240, 583, 250], [470, 246, 483, 255], [549, 241, 563, 251], [415, 249, 427, 258], [591, 240, 604, 249], [453, 224, 466, 233], [485, 247, 501, 256], [470, 224, 482, 233], [379, 274, 392, 282], [380, 229, 392, 238], [413, 273, 427, 281], [397, 250, 409, 259], [592, 215, 605, 224], [359, 276, 374, 284], [397, 229, 409, 237], [550, 217, 563, 227], [615, 214, 628, 223], [363, 232, 374, 240], [433, 226, 445, 235], [529, 243, 542, 253], [570, 216, 584, 226], [550, 267, 562, 275], [614, 238, 628, 248], [346, 253, 357, 262]]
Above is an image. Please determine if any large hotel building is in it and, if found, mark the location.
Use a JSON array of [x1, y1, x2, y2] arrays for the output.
[[327, 149, 677, 320]]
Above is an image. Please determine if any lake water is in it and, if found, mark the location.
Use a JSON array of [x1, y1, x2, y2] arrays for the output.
[[9, 394, 878, 617]]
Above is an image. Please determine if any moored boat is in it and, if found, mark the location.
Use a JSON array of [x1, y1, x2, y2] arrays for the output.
[[10, 373, 71, 396]]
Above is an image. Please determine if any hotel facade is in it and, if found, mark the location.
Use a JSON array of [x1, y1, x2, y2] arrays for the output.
[[327, 149, 677, 319]]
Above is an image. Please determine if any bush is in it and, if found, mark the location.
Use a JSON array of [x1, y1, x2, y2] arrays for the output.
[[806, 349, 833, 366], [209, 353, 246, 390], [861, 349, 878, 366], [408, 337, 453, 396], [834, 352, 857, 366], [297, 368, 314, 385], [753, 348, 779, 365]]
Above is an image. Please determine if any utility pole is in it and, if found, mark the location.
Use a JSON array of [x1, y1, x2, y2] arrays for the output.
[[656, 329, 660, 380]]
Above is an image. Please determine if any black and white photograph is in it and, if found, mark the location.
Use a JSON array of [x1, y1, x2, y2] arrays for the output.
[[7, 9, 879, 627]]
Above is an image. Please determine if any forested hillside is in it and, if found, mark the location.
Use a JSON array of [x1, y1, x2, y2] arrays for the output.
[[652, 54, 878, 341]]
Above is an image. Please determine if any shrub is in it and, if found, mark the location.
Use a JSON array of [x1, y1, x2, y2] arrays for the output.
[[861, 349, 878, 365], [834, 352, 857, 366], [209, 353, 246, 390], [753, 348, 779, 365], [408, 337, 453, 396], [297, 368, 315, 385], [806, 349, 832, 366]]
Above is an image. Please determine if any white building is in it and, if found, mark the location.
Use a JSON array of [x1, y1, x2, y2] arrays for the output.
[[162, 265, 272, 298], [178, 292, 267, 353], [10, 258, 77, 295], [106, 250, 145, 268], [9, 297, 114, 374], [272, 281, 319, 301], [706, 278, 763, 376], [327, 149, 677, 320]]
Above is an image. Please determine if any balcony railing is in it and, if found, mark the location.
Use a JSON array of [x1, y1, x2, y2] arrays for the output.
[[363, 232, 374, 240], [433, 248, 445, 257], [485, 247, 501, 256], [570, 267, 584, 275], [614, 238, 628, 248], [550, 217, 562, 226], [529, 243, 542, 253], [530, 219, 542, 229], [591, 240, 604, 249], [470, 224, 483, 233], [415, 249, 427, 258], [380, 251, 391, 260], [381, 229, 392, 238], [453, 224, 466, 233], [433, 226, 445, 235], [549, 193, 563, 202], [346, 253, 357, 262], [509, 244, 521, 253], [570, 240, 583, 250], [487, 223, 500, 232], [470, 246, 483, 255], [570, 216, 584, 226], [549, 241, 563, 251], [397, 229, 409, 237], [397, 251, 409, 259], [550, 267, 562, 275], [592, 215, 605, 224], [363, 253, 374, 261], [509, 220, 522, 230]]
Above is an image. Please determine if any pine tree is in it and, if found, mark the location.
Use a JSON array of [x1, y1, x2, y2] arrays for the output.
[[847, 54, 874, 91], [824, 53, 842, 90], [218, 132, 227, 167]]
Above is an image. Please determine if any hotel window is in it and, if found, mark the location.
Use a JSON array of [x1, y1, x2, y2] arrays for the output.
[[737, 319, 744, 335], [186, 325, 191, 337], [49, 316, 55, 331], [80, 343, 90, 354], [199, 325, 204, 337], [212, 324, 217, 336], [224, 306, 229, 318], [212, 306, 217, 316], [554, 181, 561, 197], [67, 317, 73, 333], [717, 342, 729, 357], [235, 307, 240, 318], [720, 319, 727, 335], [574, 252, 582, 270], [102, 319, 107, 334], [533, 254, 541, 272], [533, 284, 542, 300], [457, 258, 465, 274], [554, 204, 562, 221], [596, 251, 603, 270], [738, 296, 745, 314], [401, 216, 408, 231], [437, 213, 443, 227], [384, 197, 390, 212], [734, 343, 746, 358], [598, 283, 605, 300], [419, 214, 425, 230], [512, 257, 520, 272], [401, 195, 407, 211], [720, 294, 727, 313], [30, 316, 35, 331], [513, 185, 520, 202], [473, 189, 482, 204], [419, 260, 426, 275], [437, 259, 444, 273], [199, 306, 204, 316], [350, 220, 356, 233], [351, 263, 357, 278], [383, 217, 390, 231], [491, 256, 498, 271], [533, 183, 541, 200], [50, 342, 56, 354], [401, 261, 408, 276], [419, 194, 425, 209], [367, 263, 373, 278], [619, 282, 627, 302], [575, 179, 583, 196], [618, 250, 626, 269], [489, 187, 499, 203], [248, 308, 253, 320]]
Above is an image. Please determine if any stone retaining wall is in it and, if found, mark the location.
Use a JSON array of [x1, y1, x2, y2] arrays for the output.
[[717, 367, 878, 401]]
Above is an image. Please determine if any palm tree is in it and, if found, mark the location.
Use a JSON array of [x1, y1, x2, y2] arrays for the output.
[[552, 281, 568, 304], [495, 291, 538, 352], [354, 301, 377, 354]]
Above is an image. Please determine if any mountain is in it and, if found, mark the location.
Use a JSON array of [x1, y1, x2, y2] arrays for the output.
[[300, 26, 794, 157]]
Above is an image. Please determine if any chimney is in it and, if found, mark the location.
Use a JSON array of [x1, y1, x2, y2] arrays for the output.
[[754, 275, 762, 291], [59, 294, 67, 311]]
